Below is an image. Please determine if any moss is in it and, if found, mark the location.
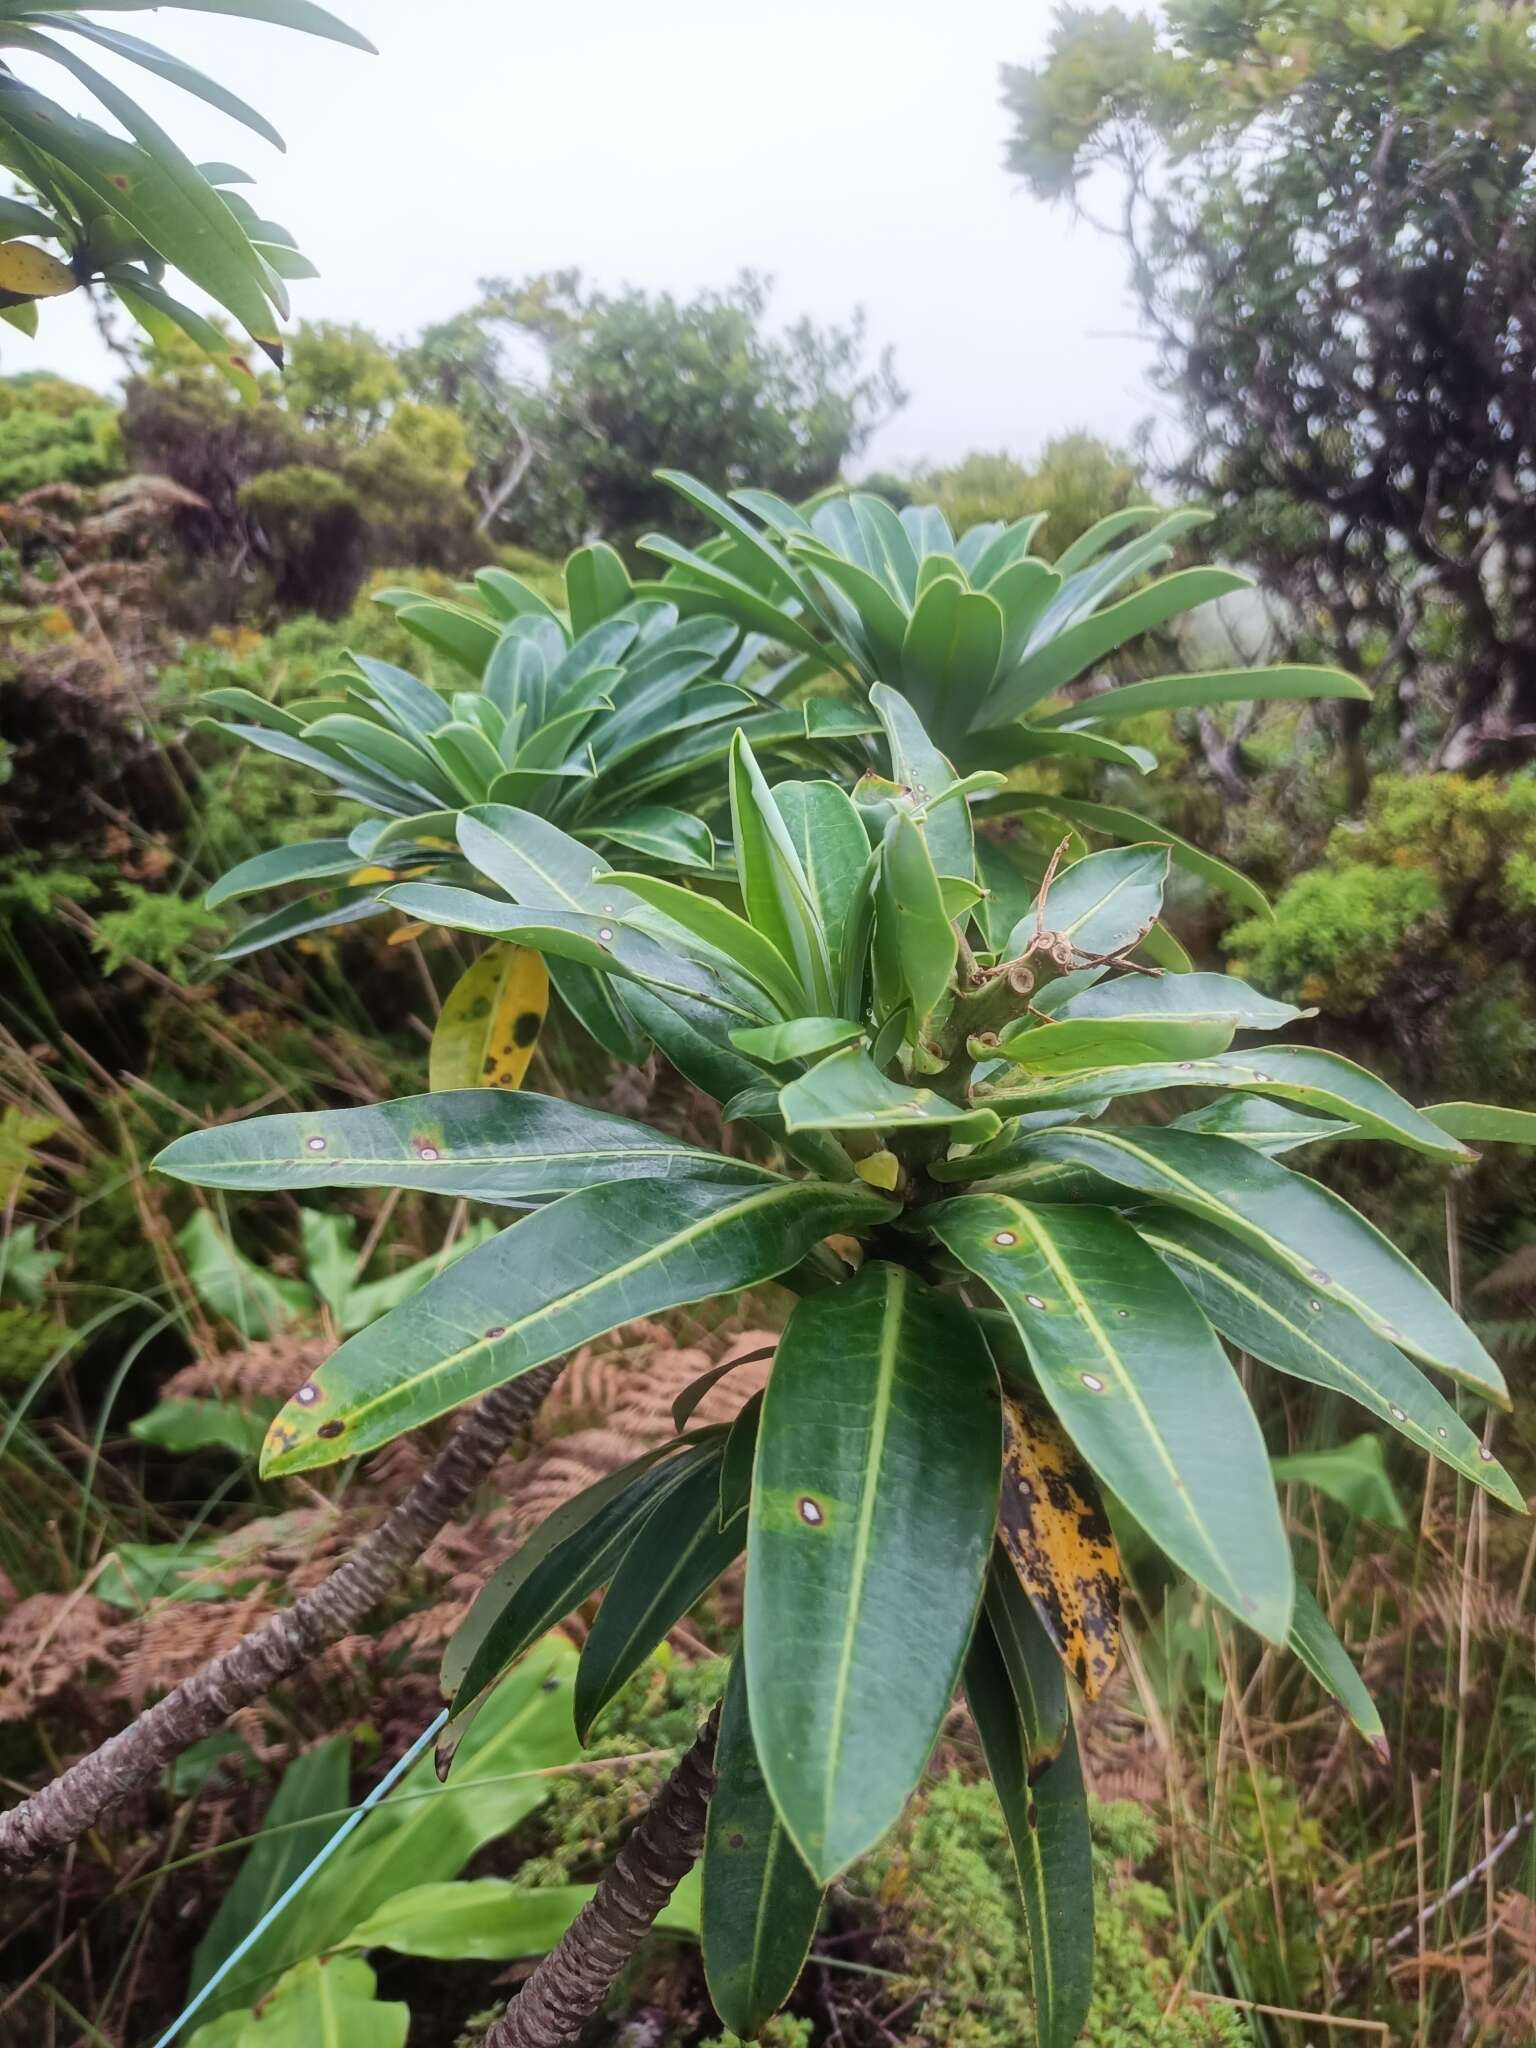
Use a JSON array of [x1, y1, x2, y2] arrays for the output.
[[1224, 861, 1443, 1011], [91, 887, 225, 985], [855, 1775, 1244, 2048]]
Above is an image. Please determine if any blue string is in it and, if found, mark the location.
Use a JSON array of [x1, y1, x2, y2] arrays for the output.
[[153, 1706, 450, 2048]]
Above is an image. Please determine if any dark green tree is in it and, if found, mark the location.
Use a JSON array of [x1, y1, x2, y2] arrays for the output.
[[404, 270, 905, 555], [1003, 0, 1536, 780]]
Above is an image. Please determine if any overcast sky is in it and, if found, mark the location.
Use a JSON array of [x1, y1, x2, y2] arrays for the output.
[[7, 0, 1162, 473]]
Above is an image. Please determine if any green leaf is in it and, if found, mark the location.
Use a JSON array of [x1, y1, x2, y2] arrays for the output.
[[779, 1046, 1001, 1141], [988, 1016, 1237, 1072], [984, 568, 1252, 723], [638, 535, 831, 665], [930, 1197, 1293, 1641], [0, 68, 281, 351], [963, 1612, 1093, 2048], [1288, 1583, 1386, 1755], [340, 1880, 595, 1962], [444, 1446, 706, 1744], [747, 1264, 1001, 1880], [998, 1126, 1506, 1401], [549, 957, 650, 1064], [606, 871, 806, 1018], [79, 0, 375, 51], [1052, 971, 1307, 1032], [900, 575, 1004, 733], [1136, 1208, 1520, 1507], [188, 1734, 352, 2011], [259, 1178, 896, 1474], [985, 1046, 1471, 1161], [1034, 664, 1371, 726], [1424, 1101, 1536, 1146], [188, 1956, 406, 2048], [879, 812, 957, 1030], [730, 1018, 866, 1063], [719, 1388, 762, 1528], [585, 805, 715, 870], [984, 794, 1270, 919], [204, 838, 361, 910], [575, 1448, 744, 1739], [200, 1638, 580, 2022], [176, 1211, 312, 1338], [868, 683, 977, 882], [156, 1090, 765, 1207], [729, 732, 834, 1013], [770, 779, 873, 972], [1273, 1436, 1409, 1532], [983, 1551, 1068, 1769], [703, 1653, 824, 2037], [1170, 1096, 1354, 1154], [42, 13, 287, 149], [1005, 844, 1169, 961], [565, 541, 633, 637], [130, 1397, 268, 1459]]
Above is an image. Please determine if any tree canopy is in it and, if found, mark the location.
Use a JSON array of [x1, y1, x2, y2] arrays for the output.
[[1004, 0, 1536, 773], [403, 269, 905, 555]]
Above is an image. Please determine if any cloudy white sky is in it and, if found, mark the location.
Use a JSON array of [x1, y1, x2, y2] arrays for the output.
[[7, 0, 1161, 472]]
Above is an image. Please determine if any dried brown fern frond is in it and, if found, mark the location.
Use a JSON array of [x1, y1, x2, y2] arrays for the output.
[[160, 1331, 331, 1406], [0, 1588, 116, 1722]]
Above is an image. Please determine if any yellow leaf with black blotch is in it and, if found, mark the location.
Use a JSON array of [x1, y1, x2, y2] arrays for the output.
[[0, 241, 76, 305], [430, 944, 549, 1092], [998, 1391, 1121, 1699]]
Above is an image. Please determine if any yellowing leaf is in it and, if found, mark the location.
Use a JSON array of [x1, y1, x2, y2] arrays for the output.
[[349, 864, 397, 886], [430, 944, 549, 1092], [998, 1392, 1121, 1699], [387, 920, 430, 945], [0, 241, 76, 302], [855, 1149, 901, 1190]]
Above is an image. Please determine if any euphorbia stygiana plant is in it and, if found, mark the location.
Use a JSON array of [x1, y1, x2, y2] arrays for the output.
[[158, 674, 1528, 2046]]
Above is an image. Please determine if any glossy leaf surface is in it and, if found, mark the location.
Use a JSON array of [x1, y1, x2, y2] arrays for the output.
[[996, 1127, 1505, 1401], [260, 1177, 895, 1475], [702, 1654, 825, 2037], [747, 1264, 1001, 1880], [931, 1196, 1293, 1642], [157, 1090, 765, 1206], [1135, 1207, 1521, 1507]]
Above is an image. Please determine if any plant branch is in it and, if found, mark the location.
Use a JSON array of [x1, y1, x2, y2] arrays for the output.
[[482, 1703, 721, 2048], [0, 1361, 564, 1876]]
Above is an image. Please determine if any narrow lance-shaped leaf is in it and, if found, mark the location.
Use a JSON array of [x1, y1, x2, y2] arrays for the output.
[[930, 1196, 1294, 1642], [156, 1090, 771, 1207], [746, 1263, 1001, 1882], [991, 1126, 1507, 1403], [987, 1016, 1237, 1073], [440, 1443, 709, 1766], [1051, 971, 1308, 1032], [575, 1448, 745, 1739], [259, 1176, 897, 1476], [963, 1610, 1094, 2048], [1288, 1582, 1387, 1757], [984, 1045, 1473, 1162], [703, 1652, 825, 2039], [429, 945, 548, 1093], [979, 793, 1270, 920], [1132, 1207, 1522, 1509], [1032, 664, 1370, 726]]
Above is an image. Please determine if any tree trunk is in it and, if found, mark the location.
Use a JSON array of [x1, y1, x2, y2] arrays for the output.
[[482, 1705, 721, 2048], [0, 1362, 562, 1875]]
